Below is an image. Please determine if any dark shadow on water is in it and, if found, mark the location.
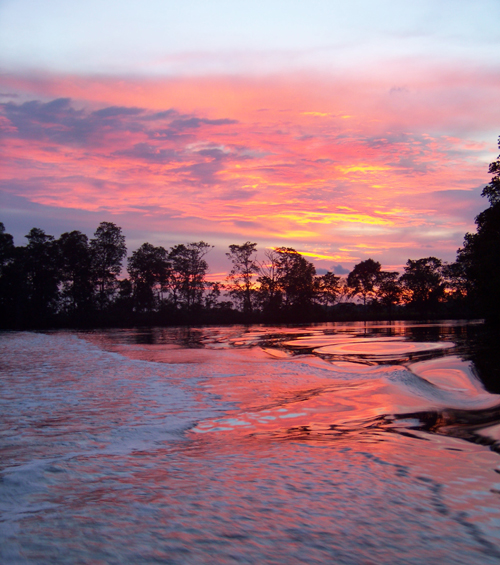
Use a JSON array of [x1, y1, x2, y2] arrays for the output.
[[85, 320, 500, 393], [458, 325, 500, 394], [85, 326, 208, 348], [271, 406, 500, 455]]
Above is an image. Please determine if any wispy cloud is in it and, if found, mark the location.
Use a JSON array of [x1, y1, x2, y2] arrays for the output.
[[0, 65, 497, 271]]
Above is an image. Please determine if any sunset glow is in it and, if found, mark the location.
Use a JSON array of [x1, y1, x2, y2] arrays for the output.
[[1, 1, 499, 274]]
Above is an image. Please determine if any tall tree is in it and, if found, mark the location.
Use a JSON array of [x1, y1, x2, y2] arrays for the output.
[[57, 230, 93, 314], [0, 222, 14, 276], [204, 282, 222, 310], [458, 211, 500, 315], [481, 136, 500, 205], [276, 247, 316, 311], [256, 249, 283, 315], [376, 271, 402, 309], [400, 257, 445, 312], [90, 222, 127, 310], [457, 138, 500, 323], [315, 271, 341, 308], [441, 261, 468, 302], [168, 242, 212, 311], [347, 258, 381, 306], [457, 137, 500, 320], [0, 223, 17, 325], [23, 228, 61, 320], [335, 276, 353, 304], [128, 242, 170, 312], [226, 242, 258, 314], [257, 247, 316, 314]]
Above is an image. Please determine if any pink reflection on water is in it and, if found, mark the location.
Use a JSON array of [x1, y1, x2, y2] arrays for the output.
[[315, 339, 454, 356], [409, 356, 485, 395], [3, 327, 500, 563]]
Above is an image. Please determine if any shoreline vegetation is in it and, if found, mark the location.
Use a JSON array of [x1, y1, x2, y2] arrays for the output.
[[1, 138, 499, 331]]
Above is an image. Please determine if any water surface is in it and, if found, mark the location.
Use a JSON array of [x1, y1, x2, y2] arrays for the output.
[[2, 321, 500, 564]]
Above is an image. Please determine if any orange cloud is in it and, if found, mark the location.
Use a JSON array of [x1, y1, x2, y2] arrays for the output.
[[0, 65, 496, 273]]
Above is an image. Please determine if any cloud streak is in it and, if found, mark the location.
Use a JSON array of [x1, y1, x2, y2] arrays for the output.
[[1, 65, 498, 272]]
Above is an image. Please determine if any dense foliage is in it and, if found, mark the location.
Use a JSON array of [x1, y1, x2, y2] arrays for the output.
[[456, 137, 500, 322], [0, 223, 469, 329], [1, 137, 499, 328]]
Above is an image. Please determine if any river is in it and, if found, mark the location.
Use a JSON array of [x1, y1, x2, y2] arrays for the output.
[[1, 321, 500, 564]]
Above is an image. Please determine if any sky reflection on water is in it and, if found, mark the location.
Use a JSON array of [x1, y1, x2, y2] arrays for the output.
[[2, 321, 500, 564]]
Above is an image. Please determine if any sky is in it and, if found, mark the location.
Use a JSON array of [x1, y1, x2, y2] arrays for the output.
[[1, 0, 499, 278]]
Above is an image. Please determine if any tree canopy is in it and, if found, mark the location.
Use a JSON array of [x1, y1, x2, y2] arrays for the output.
[[128, 243, 169, 312], [400, 257, 445, 313], [457, 137, 500, 321], [347, 258, 381, 306], [481, 136, 500, 205], [226, 242, 258, 314], [168, 242, 212, 311], [90, 222, 127, 310]]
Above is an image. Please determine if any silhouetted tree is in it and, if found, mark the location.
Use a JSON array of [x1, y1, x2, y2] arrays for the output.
[[23, 228, 61, 321], [347, 258, 381, 306], [315, 271, 341, 308], [335, 276, 352, 304], [400, 257, 445, 314], [168, 242, 212, 311], [257, 249, 283, 316], [90, 222, 127, 310], [457, 137, 500, 321], [257, 248, 316, 317], [226, 242, 258, 314], [204, 281, 223, 310], [128, 242, 170, 312], [0, 223, 17, 325], [481, 136, 500, 205], [442, 261, 468, 302], [274, 247, 316, 312], [113, 278, 134, 316], [57, 230, 93, 314], [0, 222, 14, 276], [376, 271, 402, 308]]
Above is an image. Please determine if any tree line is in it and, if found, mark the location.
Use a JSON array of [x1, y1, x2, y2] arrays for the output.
[[1, 138, 499, 328], [0, 224, 477, 328]]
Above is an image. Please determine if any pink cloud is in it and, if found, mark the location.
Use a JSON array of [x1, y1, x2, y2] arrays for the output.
[[1, 64, 498, 273]]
